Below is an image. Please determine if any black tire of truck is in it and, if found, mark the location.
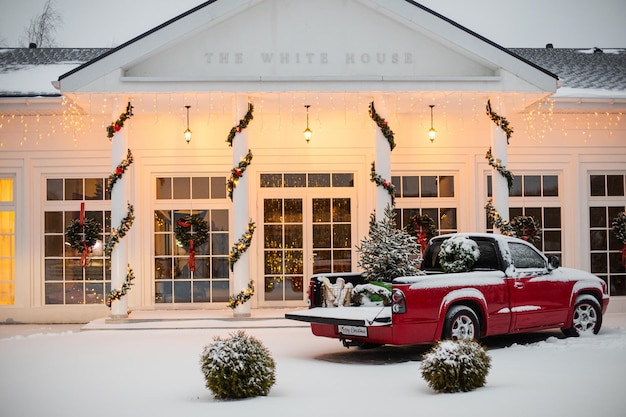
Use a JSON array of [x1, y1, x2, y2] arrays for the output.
[[561, 295, 603, 337], [442, 305, 481, 341]]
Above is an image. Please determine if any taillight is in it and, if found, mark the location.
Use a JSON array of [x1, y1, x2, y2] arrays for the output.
[[307, 281, 315, 307], [392, 289, 406, 314]]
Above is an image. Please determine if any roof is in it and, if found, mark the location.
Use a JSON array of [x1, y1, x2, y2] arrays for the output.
[[0, 48, 107, 97]]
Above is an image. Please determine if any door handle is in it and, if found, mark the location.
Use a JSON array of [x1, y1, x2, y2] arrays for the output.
[[514, 282, 524, 289]]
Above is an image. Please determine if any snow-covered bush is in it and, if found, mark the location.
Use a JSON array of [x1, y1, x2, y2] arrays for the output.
[[421, 339, 491, 393], [200, 330, 276, 399], [351, 282, 392, 306], [438, 235, 480, 273], [356, 205, 422, 282]]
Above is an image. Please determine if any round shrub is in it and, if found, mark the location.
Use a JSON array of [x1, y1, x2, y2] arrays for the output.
[[421, 339, 491, 393], [200, 330, 276, 399]]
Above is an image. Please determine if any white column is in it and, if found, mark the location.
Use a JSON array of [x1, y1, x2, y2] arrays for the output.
[[232, 96, 251, 317], [490, 101, 509, 233], [110, 110, 129, 319], [374, 100, 392, 222]]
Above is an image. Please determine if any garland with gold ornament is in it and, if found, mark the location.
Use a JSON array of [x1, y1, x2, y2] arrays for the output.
[[104, 203, 135, 257], [229, 220, 256, 271], [612, 212, 626, 268], [106, 102, 134, 140], [369, 101, 396, 151], [228, 280, 255, 309], [485, 147, 514, 190], [485, 199, 513, 236], [106, 149, 134, 193], [226, 103, 254, 146], [65, 202, 102, 268], [227, 150, 253, 201], [370, 161, 395, 205], [106, 265, 135, 307], [175, 214, 210, 272], [486, 99, 513, 144]]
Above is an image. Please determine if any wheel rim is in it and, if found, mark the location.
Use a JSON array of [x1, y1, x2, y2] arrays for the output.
[[451, 315, 475, 340], [572, 303, 598, 334]]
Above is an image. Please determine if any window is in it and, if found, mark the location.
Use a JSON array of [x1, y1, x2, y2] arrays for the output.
[[0, 178, 15, 305], [392, 175, 455, 198], [154, 176, 229, 303], [508, 242, 546, 269], [260, 173, 354, 188], [589, 173, 625, 296], [44, 177, 110, 304]]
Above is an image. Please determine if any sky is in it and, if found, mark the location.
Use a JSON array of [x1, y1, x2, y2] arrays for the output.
[[1, 313, 626, 416], [0, 0, 625, 49]]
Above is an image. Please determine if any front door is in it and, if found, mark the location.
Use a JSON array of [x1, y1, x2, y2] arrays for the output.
[[259, 174, 356, 306]]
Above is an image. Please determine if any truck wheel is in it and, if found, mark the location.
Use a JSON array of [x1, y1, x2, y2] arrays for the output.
[[562, 295, 602, 337], [443, 306, 481, 341]]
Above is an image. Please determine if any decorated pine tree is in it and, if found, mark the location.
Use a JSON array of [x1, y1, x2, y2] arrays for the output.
[[356, 205, 421, 282]]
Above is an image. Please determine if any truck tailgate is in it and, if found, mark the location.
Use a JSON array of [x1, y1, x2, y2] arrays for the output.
[[285, 306, 391, 327]]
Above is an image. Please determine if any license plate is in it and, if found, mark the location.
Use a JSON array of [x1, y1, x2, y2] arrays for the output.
[[338, 325, 368, 337]]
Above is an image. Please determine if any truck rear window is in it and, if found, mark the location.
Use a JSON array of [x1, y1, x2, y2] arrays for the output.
[[422, 238, 501, 272]]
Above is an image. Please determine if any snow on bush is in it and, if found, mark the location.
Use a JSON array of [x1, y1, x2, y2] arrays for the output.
[[351, 282, 392, 305], [200, 330, 276, 399], [438, 235, 480, 273], [421, 339, 491, 393]]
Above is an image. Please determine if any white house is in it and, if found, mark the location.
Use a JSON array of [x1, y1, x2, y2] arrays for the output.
[[0, 0, 624, 323]]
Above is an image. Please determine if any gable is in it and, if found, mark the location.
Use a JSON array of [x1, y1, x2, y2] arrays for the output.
[[59, 0, 557, 94]]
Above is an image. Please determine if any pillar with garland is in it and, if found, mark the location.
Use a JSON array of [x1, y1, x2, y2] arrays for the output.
[[371, 100, 395, 221], [231, 96, 252, 317], [489, 100, 510, 233]]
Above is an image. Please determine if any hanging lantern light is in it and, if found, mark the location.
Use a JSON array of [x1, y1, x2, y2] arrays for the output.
[[184, 105, 192, 144], [428, 104, 437, 143], [304, 104, 312, 142]]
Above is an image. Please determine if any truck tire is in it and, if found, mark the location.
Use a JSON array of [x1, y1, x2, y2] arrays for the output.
[[562, 295, 602, 337], [442, 305, 481, 341]]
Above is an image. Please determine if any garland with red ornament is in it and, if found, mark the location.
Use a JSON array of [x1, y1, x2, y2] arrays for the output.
[[227, 150, 253, 201], [370, 162, 395, 205], [106, 149, 134, 193], [106, 102, 134, 140], [369, 101, 396, 151], [486, 99, 513, 144], [226, 103, 254, 146]]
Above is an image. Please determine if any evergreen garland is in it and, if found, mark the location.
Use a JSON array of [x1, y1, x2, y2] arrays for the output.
[[105, 265, 134, 307], [104, 204, 135, 257], [484, 199, 514, 236], [226, 103, 254, 146], [485, 147, 513, 190], [370, 161, 396, 205], [369, 101, 396, 151], [228, 280, 255, 309], [106, 102, 134, 140], [438, 235, 480, 273], [486, 99, 513, 144], [227, 150, 253, 201], [229, 221, 256, 271], [106, 148, 134, 193]]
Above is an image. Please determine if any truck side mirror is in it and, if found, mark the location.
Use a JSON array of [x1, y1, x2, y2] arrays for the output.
[[547, 256, 560, 271]]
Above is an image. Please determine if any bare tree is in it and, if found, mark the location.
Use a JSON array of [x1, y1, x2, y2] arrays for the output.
[[21, 0, 63, 48]]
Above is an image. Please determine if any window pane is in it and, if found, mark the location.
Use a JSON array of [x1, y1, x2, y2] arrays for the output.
[[260, 174, 282, 187], [209, 177, 225, 199], [402, 176, 419, 197], [524, 176, 541, 196], [85, 178, 103, 200], [211, 210, 228, 231], [192, 177, 209, 199], [543, 231, 562, 251], [543, 207, 561, 228], [173, 177, 190, 199], [590, 230, 607, 251], [47, 179, 63, 200], [589, 207, 606, 228], [313, 224, 331, 248], [439, 176, 454, 197], [65, 179, 83, 200], [285, 174, 306, 187], [45, 211, 64, 233], [313, 199, 330, 223], [212, 280, 229, 301], [332, 173, 353, 187], [308, 173, 330, 187], [333, 198, 351, 222], [284, 225, 303, 249], [333, 224, 351, 248], [591, 253, 608, 273], [391, 176, 401, 198], [510, 176, 522, 197], [156, 178, 171, 199], [264, 199, 282, 223], [0, 178, 13, 202], [421, 176, 437, 197], [440, 208, 457, 230], [590, 175, 605, 196], [154, 210, 171, 233], [284, 199, 303, 222], [543, 175, 558, 196], [487, 175, 493, 198], [607, 175, 625, 196]]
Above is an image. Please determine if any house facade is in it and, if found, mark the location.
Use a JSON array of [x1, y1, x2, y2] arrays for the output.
[[0, 0, 624, 323]]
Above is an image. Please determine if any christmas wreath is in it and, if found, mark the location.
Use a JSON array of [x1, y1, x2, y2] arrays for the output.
[[486, 99, 513, 144], [106, 149, 133, 193], [227, 150, 253, 201], [229, 221, 256, 271], [226, 103, 254, 146], [510, 215, 541, 245], [485, 147, 513, 190], [369, 101, 396, 151], [66, 216, 102, 267], [612, 212, 626, 268], [370, 162, 395, 205], [106, 102, 134, 140], [228, 280, 255, 309], [405, 214, 437, 254], [106, 265, 134, 307], [175, 215, 210, 272], [438, 235, 480, 273]]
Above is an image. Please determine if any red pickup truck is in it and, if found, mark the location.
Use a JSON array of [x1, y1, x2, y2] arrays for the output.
[[286, 233, 610, 347]]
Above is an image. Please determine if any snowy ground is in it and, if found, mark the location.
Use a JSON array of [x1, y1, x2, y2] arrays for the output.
[[1, 314, 625, 417]]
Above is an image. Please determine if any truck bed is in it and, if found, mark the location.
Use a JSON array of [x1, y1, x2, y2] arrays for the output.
[[285, 306, 391, 327]]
